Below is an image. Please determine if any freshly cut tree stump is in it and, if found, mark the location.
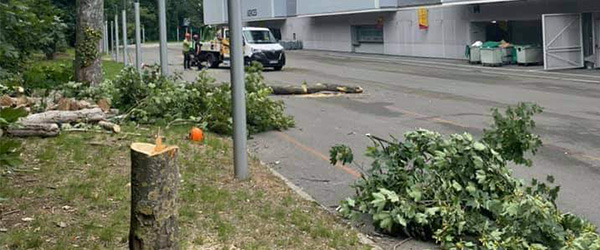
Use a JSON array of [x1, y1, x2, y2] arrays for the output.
[[129, 142, 179, 250], [20, 108, 105, 124], [6, 123, 60, 137], [270, 83, 363, 95]]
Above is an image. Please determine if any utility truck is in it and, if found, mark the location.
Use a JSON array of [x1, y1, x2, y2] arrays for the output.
[[199, 27, 286, 71]]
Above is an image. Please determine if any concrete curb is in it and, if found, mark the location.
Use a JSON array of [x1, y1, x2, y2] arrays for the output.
[[257, 159, 383, 250]]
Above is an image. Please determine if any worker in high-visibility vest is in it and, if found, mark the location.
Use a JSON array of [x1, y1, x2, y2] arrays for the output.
[[182, 33, 192, 70]]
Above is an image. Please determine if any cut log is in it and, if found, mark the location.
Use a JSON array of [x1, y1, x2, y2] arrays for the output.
[[130, 142, 179, 250], [20, 108, 105, 125], [0, 95, 41, 108], [97, 98, 111, 112], [55, 98, 96, 111], [98, 121, 121, 133], [6, 123, 60, 137], [270, 83, 363, 95], [0, 95, 13, 106]]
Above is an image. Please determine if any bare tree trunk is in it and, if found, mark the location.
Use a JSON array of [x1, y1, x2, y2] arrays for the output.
[[75, 0, 104, 86]]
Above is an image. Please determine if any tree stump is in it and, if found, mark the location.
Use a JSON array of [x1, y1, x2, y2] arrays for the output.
[[129, 142, 179, 250]]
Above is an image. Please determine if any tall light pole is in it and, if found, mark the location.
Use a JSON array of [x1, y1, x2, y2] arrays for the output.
[[158, 0, 168, 75], [134, 1, 142, 71], [227, 0, 248, 179], [122, 0, 128, 66]]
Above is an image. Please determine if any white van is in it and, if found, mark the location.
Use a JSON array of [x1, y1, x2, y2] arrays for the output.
[[199, 27, 286, 71]]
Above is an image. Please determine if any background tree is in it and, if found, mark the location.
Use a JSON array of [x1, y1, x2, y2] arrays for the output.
[[74, 0, 104, 85], [0, 0, 66, 74]]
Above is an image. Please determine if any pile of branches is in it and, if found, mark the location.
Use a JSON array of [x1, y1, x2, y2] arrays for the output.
[[0, 87, 119, 138], [330, 103, 600, 249], [97, 63, 294, 135]]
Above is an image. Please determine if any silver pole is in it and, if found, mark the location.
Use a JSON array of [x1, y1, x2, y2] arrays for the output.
[[158, 0, 168, 75], [177, 27, 180, 42], [101, 21, 106, 53], [122, 9, 128, 66], [142, 26, 145, 43], [115, 14, 120, 62], [134, 2, 142, 71], [227, 0, 247, 179], [105, 21, 109, 54], [110, 21, 114, 58]]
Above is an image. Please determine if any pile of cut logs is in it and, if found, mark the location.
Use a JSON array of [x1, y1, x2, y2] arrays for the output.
[[1, 94, 120, 138]]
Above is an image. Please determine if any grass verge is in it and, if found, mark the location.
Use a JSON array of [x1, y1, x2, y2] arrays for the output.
[[38, 49, 123, 80], [0, 125, 369, 249]]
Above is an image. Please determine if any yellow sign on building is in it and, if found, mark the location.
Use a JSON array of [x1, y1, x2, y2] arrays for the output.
[[418, 8, 428, 29]]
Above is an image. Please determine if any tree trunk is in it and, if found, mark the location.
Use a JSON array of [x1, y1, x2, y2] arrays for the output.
[[20, 108, 105, 124], [75, 0, 104, 86], [270, 83, 364, 95], [6, 123, 60, 137], [129, 143, 179, 250]]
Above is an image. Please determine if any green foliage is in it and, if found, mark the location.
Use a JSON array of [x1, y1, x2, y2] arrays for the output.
[[330, 145, 353, 165], [243, 63, 295, 134], [76, 27, 102, 68], [39, 16, 68, 60], [22, 63, 73, 94], [89, 63, 293, 135], [0, 0, 67, 73], [483, 102, 543, 167], [0, 107, 28, 167], [332, 104, 600, 249]]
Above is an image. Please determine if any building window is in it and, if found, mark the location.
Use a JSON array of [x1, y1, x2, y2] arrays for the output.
[[355, 25, 383, 43]]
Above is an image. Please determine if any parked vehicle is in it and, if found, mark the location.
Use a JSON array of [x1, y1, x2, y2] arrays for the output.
[[199, 27, 286, 71]]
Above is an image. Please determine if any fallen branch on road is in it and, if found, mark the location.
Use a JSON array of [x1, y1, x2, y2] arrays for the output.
[[269, 83, 363, 95]]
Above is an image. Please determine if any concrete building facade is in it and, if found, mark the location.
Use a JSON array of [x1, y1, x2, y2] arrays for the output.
[[204, 0, 600, 69]]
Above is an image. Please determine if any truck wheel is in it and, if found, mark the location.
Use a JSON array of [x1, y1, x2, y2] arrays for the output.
[[206, 53, 218, 68], [273, 66, 283, 71]]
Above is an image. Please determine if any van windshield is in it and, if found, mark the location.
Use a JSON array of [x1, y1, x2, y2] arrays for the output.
[[243, 30, 277, 44]]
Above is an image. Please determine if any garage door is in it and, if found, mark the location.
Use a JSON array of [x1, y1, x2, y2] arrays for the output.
[[542, 13, 584, 70]]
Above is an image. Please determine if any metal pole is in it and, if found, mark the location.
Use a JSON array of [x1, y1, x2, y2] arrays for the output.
[[122, 9, 128, 66], [142, 26, 145, 43], [177, 27, 180, 42], [101, 21, 106, 53], [110, 21, 114, 58], [115, 14, 120, 62], [227, 0, 248, 179], [134, 2, 142, 71], [104, 21, 109, 54], [158, 0, 168, 75]]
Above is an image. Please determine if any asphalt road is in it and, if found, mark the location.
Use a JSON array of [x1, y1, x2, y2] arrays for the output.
[[133, 44, 600, 245]]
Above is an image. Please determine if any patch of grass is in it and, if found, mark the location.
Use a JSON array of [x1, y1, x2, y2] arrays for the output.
[[38, 48, 124, 81], [0, 126, 368, 249]]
